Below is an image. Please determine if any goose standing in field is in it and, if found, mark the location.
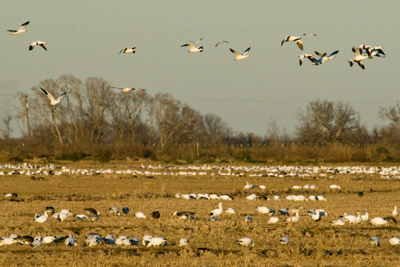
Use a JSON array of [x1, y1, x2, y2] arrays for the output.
[[370, 217, 389, 226], [273, 195, 280, 201], [35, 211, 48, 223], [84, 208, 100, 216], [268, 217, 280, 224], [245, 216, 253, 223], [74, 214, 89, 220], [255, 206, 271, 215], [279, 208, 289, 216], [361, 210, 369, 222], [389, 237, 400, 245], [393, 206, 399, 217], [285, 210, 300, 223], [0, 237, 18, 246], [29, 41, 47, 51], [236, 237, 254, 247], [42, 236, 57, 244], [104, 235, 115, 245], [258, 185, 267, 190], [244, 182, 256, 190], [210, 202, 223, 216], [179, 238, 190, 246], [181, 38, 203, 53], [142, 235, 154, 246], [348, 47, 369, 69], [329, 184, 341, 189], [310, 211, 321, 221], [280, 237, 290, 245], [215, 41, 229, 47], [31, 236, 42, 248], [53, 212, 70, 222], [109, 206, 120, 216], [230, 47, 251, 61], [330, 219, 345, 226], [173, 211, 195, 220], [122, 207, 130, 215], [46, 206, 55, 214], [7, 21, 29, 35], [354, 212, 363, 224], [134, 212, 146, 219], [146, 237, 167, 247], [246, 194, 258, 201], [65, 235, 77, 246], [225, 207, 236, 214], [40, 88, 66, 106], [220, 194, 233, 200], [369, 236, 380, 246], [119, 46, 136, 54], [112, 87, 146, 93], [281, 35, 303, 50], [152, 207, 160, 219]]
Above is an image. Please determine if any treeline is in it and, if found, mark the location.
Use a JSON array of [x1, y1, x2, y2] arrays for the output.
[[1, 74, 400, 163]]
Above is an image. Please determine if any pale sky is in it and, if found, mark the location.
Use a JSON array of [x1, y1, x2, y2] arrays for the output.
[[1, 1, 399, 137]]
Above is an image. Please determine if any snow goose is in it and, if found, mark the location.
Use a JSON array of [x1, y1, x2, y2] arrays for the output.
[[109, 206, 120, 216], [330, 219, 345, 226], [361, 210, 369, 222], [389, 237, 400, 245], [181, 38, 203, 53], [220, 194, 233, 200], [215, 41, 229, 47], [329, 185, 341, 189], [279, 237, 290, 245], [285, 210, 300, 223], [292, 185, 302, 190], [112, 87, 146, 93], [119, 46, 136, 54], [369, 236, 380, 246], [84, 208, 100, 215], [244, 182, 256, 190], [236, 237, 254, 247], [230, 47, 251, 61], [142, 235, 154, 246], [298, 54, 314, 66], [65, 235, 77, 246], [225, 208, 236, 214], [246, 194, 258, 201], [245, 216, 253, 223], [40, 88, 66, 106], [370, 217, 389, 226], [173, 211, 195, 219], [310, 185, 317, 190], [29, 41, 47, 51], [258, 185, 267, 190], [122, 207, 130, 215], [303, 184, 310, 189], [115, 236, 127, 246], [146, 237, 167, 247], [35, 211, 48, 223], [0, 237, 18, 246], [268, 217, 280, 224], [46, 207, 55, 214], [310, 211, 321, 221], [5, 193, 17, 198], [42, 236, 57, 244], [135, 212, 146, 219], [255, 206, 270, 215], [308, 195, 317, 201], [7, 21, 29, 35], [348, 47, 369, 69], [209, 194, 220, 200], [303, 33, 317, 37], [281, 35, 303, 50], [180, 238, 190, 246], [152, 207, 160, 219], [210, 202, 223, 216], [393, 206, 399, 217], [273, 195, 280, 201], [210, 215, 218, 221], [75, 214, 88, 220], [317, 196, 326, 201], [53, 212, 69, 222], [309, 50, 339, 66], [278, 208, 289, 216], [104, 235, 115, 245], [34, 213, 41, 219]]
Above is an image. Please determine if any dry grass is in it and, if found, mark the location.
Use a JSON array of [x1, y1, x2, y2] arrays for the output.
[[1, 163, 400, 266]]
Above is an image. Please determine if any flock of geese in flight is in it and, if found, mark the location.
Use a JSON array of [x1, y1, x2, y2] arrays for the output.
[[7, 21, 387, 108], [2, 161, 400, 248]]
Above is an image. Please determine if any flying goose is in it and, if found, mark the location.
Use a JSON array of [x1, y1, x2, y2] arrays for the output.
[[281, 36, 303, 50], [307, 50, 339, 66], [119, 47, 136, 54], [298, 54, 314, 66], [40, 88, 66, 106], [215, 41, 229, 47], [112, 87, 146, 93], [230, 47, 251, 61], [181, 38, 203, 53], [7, 21, 29, 35], [303, 33, 317, 37], [348, 47, 369, 69], [29, 41, 47, 51], [236, 237, 254, 247]]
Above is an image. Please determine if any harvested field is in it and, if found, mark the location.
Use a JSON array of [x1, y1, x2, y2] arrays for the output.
[[1, 163, 400, 266]]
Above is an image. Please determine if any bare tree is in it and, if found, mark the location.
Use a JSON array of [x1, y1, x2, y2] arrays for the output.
[[0, 114, 13, 139], [203, 113, 230, 144], [296, 100, 360, 144], [379, 102, 400, 126]]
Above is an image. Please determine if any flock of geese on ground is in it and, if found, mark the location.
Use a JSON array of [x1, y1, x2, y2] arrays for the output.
[[2, 163, 400, 179], [7, 21, 387, 108]]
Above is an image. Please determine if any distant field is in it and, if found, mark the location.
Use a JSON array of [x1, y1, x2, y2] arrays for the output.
[[1, 163, 400, 266]]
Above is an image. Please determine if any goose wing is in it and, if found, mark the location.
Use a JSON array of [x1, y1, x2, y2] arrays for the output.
[[328, 50, 339, 58], [181, 43, 195, 49], [56, 92, 67, 102], [40, 88, 56, 102], [229, 48, 241, 56], [119, 47, 127, 54], [194, 38, 203, 46], [39, 43, 47, 51], [242, 47, 251, 56], [295, 39, 303, 50], [315, 51, 325, 58], [21, 21, 30, 27], [357, 61, 365, 70], [281, 36, 289, 46]]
